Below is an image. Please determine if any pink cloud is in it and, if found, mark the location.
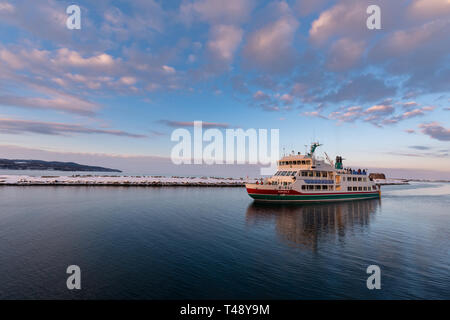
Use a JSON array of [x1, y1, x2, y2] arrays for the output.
[[207, 24, 243, 64], [0, 118, 146, 138], [309, 0, 367, 45], [365, 104, 395, 114], [407, 0, 450, 20], [242, 2, 299, 73], [419, 122, 450, 141], [326, 38, 366, 71]]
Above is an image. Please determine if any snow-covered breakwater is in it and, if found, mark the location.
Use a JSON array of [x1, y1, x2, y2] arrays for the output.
[[0, 175, 257, 187], [373, 179, 409, 185]]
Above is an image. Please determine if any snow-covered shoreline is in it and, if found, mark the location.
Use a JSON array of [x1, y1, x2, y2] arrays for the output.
[[373, 178, 409, 185], [0, 175, 257, 186]]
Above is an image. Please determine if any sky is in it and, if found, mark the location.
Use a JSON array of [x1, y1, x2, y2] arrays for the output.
[[0, 0, 449, 178]]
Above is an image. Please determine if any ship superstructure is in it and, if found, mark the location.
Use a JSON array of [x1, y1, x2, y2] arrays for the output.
[[245, 143, 380, 202]]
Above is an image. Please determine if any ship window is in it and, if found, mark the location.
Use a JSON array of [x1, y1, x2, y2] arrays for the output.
[[358, 177, 362, 181], [308, 171, 314, 177], [306, 160, 311, 165], [315, 185, 321, 190], [301, 171, 307, 177], [329, 186, 334, 190], [301, 185, 306, 190], [315, 171, 321, 177], [291, 171, 296, 176], [322, 185, 328, 190], [322, 172, 328, 177], [307, 185, 314, 190], [358, 187, 362, 191], [353, 177, 357, 181], [363, 178, 367, 182], [347, 187, 352, 191], [364, 187, 367, 191], [301, 160, 306, 165], [353, 187, 357, 191], [373, 186, 377, 190]]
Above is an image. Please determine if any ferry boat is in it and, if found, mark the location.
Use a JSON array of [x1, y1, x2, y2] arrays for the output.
[[246, 143, 381, 202]]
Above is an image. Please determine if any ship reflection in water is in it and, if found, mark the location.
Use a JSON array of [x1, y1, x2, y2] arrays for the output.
[[246, 199, 380, 251]]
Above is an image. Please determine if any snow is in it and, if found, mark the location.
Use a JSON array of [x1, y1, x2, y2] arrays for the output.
[[373, 178, 408, 185], [0, 175, 258, 186]]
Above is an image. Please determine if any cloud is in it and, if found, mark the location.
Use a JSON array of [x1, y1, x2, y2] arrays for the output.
[[302, 111, 328, 119], [0, 2, 14, 13], [405, 129, 416, 134], [326, 38, 365, 71], [382, 106, 436, 124], [368, 18, 450, 94], [253, 90, 271, 102], [0, 0, 69, 43], [365, 105, 395, 115], [53, 48, 116, 69], [120, 76, 137, 85], [372, 20, 448, 58], [279, 93, 294, 104], [409, 145, 431, 150], [309, 0, 368, 45], [294, 0, 333, 17], [250, 89, 296, 112], [401, 108, 426, 119], [320, 74, 397, 104], [419, 122, 450, 141], [0, 118, 146, 138], [180, 0, 255, 25], [162, 65, 176, 74], [329, 106, 363, 123], [402, 101, 419, 109], [159, 120, 229, 128], [242, 2, 299, 73], [407, 0, 450, 20], [206, 24, 243, 70], [0, 90, 100, 116]]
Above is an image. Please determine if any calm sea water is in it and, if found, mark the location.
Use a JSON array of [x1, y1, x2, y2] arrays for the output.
[[0, 182, 448, 299]]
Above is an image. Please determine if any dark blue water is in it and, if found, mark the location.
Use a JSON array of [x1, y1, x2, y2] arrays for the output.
[[0, 183, 449, 299]]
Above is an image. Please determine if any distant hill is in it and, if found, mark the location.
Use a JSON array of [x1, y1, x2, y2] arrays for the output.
[[0, 159, 122, 172]]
